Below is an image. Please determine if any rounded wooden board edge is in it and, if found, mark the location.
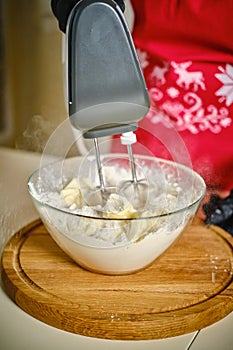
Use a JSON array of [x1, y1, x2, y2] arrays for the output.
[[1, 219, 42, 301], [1, 218, 233, 340]]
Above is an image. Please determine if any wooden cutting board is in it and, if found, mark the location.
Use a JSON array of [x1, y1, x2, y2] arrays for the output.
[[1, 218, 233, 340]]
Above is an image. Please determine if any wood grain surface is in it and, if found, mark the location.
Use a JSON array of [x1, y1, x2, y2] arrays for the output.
[[1, 218, 233, 340]]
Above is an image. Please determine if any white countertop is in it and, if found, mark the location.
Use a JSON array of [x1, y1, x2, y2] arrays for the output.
[[0, 146, 232, 350]]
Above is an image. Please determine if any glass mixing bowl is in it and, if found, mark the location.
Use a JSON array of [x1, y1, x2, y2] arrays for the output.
[[28, 154, 206, 275]]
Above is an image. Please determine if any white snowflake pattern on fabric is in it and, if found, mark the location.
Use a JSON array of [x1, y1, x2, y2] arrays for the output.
[[167, 87, 180, 98], [215, 64, 233, 107], [146, 60, 232, 134]]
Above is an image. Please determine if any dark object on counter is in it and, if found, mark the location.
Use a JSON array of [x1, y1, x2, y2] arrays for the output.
[[203, 190, 233, 235], [51, 0, 125, 32]]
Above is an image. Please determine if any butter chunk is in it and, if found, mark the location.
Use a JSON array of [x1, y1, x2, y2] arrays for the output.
[[103, 193, 138, 219], [61, 178, 82, 208]]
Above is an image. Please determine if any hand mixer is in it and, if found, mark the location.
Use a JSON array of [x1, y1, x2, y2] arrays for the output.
[[66, 0, 150, 209]]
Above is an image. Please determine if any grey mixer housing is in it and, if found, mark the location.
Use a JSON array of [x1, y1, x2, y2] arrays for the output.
[[66, 0, 150, 139]]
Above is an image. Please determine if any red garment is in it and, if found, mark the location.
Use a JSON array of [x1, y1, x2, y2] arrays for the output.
[[113, 0, 233, 191]]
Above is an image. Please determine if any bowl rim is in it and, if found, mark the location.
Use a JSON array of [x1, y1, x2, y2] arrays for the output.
[[27, 154, 206, 221]]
